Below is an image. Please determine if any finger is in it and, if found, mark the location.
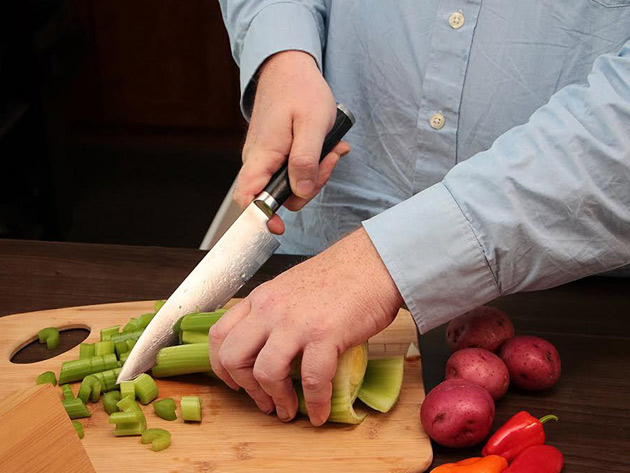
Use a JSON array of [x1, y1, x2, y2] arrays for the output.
[[287, 114, 331, 199], [234, 113, 292, 209], [283, 141, 349, 211], [301, 341, 338, 426], [208, 301, 250, 390], [266, 215, 285, 235], [253, 333, 301, 422], [220, 317, 275, 414]]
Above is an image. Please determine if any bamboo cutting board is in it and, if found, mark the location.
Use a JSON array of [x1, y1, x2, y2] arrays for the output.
[[0, 301, 432, 473]]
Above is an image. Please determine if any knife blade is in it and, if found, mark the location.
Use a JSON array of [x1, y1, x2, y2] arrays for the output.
[[117, 104, 355, 383]]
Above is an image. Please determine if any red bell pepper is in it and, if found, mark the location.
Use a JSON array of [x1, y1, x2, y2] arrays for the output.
[[504, 445, 564, 473], [482, 411, 558, 462]]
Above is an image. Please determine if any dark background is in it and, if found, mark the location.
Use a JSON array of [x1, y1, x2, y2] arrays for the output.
[[0, 0, 245, 248]]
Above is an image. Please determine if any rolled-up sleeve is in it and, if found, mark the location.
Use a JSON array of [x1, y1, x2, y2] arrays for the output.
[[218, 1, 327, 118], [364, 40, 630, 333]]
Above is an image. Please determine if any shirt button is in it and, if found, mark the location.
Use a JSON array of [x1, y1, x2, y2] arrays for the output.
[[448, 11, 465, 29], [429, 112, 445, 130]]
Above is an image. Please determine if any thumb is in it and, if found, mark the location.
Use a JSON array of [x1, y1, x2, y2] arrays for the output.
[[287, 115, 331, 199]]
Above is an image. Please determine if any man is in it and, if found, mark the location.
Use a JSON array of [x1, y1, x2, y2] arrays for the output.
[[209, 1, 630, 427]]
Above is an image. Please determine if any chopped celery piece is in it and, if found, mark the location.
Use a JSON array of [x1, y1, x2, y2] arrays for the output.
[[152, 343, 211, 378], [134, 373, 159, 405], [153, 398, 177, 421], [155, 300, 166, 312], [58, 353, 119, 384], [79, 343, 95, 359], [126, 338, 136, 351], [180, 330, 208, 344], [78, 375, 102, 403], [92, 367, 121, 392], [138, 312, 154, 328], [110, 397, 146, 436], [115, 341, 129, 358], [38, 327, 60, 350], [94, 340, 115, 356], [296, 343, 368, 424], [63, 398, 91, 419], [120, 381, 135, 400], [123, 318, 142, 333], [100, 325, 120, 341], [110, 329, 143, 344], [357, 356, 404, 413], [36, 371, 57, 386], [72, 420, 85, 439], [103, 390, 121, 415], [119, 351, 130, 365], [109, 410, 142, 424], [141, 428, 171, 452], [180, 310, 226, 333], [180, 396, 202, 422], [61, 384, 74, 400]]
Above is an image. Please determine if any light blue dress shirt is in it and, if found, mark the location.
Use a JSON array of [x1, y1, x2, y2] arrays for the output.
[[219, 0, 630, 332]]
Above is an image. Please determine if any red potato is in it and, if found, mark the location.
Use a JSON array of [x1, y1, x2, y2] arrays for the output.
[[420, 379, 495, 448], [446, 306, 515, 353], [499, 336, 561, 391], [445, 348, 510, 400]]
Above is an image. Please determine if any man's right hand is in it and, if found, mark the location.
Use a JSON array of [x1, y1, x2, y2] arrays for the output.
[[234, 50, 350, 235]]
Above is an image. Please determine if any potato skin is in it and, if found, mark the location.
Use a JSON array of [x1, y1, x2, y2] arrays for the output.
[[499, 336, 561, 391], [420, 379, 495, 448], [446, 306, 515, 352], [445, 348, 510, 400]]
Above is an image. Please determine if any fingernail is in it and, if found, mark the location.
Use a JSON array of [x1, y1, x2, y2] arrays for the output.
[[310, 415, 325, 427], [276, 406, 290, 422], [296, 179, 314, 197]]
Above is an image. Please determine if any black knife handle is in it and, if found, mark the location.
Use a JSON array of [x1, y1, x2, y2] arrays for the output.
[[261, 103, 355, 210]]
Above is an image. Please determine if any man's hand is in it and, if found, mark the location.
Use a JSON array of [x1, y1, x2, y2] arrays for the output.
[[209, 228, 403, 426], [235, 50, 351, 235]]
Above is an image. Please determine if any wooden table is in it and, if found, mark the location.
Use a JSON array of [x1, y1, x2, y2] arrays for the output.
[[1, 239, 628, 472]]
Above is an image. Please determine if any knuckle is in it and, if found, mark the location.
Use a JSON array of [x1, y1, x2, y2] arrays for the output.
[[218, 352, 238, 372], [289, 154, 318, 173], [301, 375, 326, 392], [252, 364, 274, 385]]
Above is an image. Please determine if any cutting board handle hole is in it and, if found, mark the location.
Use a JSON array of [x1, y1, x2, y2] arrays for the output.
[[10, 325, 91, 364]]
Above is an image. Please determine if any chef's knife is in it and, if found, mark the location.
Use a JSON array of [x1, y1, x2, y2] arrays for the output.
[[117, 104, 355, 383]]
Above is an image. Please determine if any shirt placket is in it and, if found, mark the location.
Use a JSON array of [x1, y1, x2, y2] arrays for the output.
[[413, 0, 482, 193]]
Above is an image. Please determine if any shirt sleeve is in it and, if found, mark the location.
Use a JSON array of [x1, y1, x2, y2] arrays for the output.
[[217, 0, 328, 119], [363, 40, 630, 334]]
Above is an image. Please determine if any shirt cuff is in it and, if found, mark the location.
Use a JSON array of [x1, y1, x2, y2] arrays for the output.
[[362, 183, 501, 334], [239, 3, 323, 119]]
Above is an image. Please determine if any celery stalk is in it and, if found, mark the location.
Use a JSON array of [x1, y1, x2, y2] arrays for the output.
[[357, 357, 405, 413], [123, 318, 142, 333], [109, 329, 143, 344], [153, 398, 177, 421], [180, 310, 226, 333], [151, 343, 211, 378], [78, 375, 102, 403], [38, 327, 60, 350], [141, 428, 171, 451], [58, 353, 119, 384], [63, 398, 91, 419], [180, 331, 208, 344], [134, 373, 159, 405], [100, 325, 120, 341], [154, 300, 166, 312], [110, 397, 146, 436], [138, 312, 154, 328], [79, 343, 95, 359], [61, 384, 74, 400], [103, 390, 121, 415], [120, 380, 135, 400], [94, 340, 115, 356], [72, 420, 85, 439], [92, 367, 121, 392], [180, 396, 202, 422], [36, 371, 57, 386]]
